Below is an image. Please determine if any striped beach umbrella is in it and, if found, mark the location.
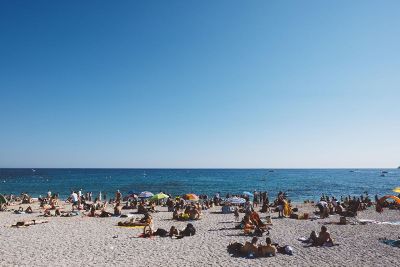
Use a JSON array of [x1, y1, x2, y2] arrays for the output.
[[226, 197, 246, 205], [243, 191, 254, 197], [138, 191, 154, 198]]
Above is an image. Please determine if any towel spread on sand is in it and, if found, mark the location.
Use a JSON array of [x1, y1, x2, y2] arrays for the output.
[[357, 219, 400, 226], [380, 239, 400, 248], [117, 225, 145, 228]]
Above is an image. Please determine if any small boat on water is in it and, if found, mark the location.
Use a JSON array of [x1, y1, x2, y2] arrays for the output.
[[382, 171, 388, 174]]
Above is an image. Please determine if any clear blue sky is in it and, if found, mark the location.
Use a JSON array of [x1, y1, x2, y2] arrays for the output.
[[0, 1, 399, 168]]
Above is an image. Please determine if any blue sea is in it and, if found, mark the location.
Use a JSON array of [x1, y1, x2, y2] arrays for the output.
[[0, 169, 399, 201]]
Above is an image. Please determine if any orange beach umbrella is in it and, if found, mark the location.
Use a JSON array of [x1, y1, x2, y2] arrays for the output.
[[183, 193, 199, 201]]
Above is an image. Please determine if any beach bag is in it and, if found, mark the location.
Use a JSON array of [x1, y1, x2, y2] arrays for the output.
[[285, 246, 294, 255]]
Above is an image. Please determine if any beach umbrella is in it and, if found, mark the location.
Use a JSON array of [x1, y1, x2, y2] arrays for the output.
[[393, 187, 400, 194], [138, 191, 154, 198], [379, 195, 400, 205], [127, 193, 138, 199], [243, 191, 254, 197], [0, 194, 6, 204], [226, 197, 246, 205], [149, 193, 169, 201], [183, 193, 199, 201]]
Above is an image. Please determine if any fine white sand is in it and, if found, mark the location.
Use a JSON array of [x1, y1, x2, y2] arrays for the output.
[[0, 202, 399, 267]]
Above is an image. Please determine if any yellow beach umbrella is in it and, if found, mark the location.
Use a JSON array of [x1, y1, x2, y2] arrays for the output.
[[149, 193, 169, 201], [393, 187, 400, 193]]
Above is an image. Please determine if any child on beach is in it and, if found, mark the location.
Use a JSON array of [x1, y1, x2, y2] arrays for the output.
[[234, 207, 239, 221]]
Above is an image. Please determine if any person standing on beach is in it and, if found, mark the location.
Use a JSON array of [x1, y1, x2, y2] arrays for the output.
[[78, 189, 82, 199], [234, 207, 240, 221], [116, 190, 122, 204], [71, 191, 78, 211]]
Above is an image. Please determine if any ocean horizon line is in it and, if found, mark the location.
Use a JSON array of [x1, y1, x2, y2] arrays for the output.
[[0, 167, 398, 170]]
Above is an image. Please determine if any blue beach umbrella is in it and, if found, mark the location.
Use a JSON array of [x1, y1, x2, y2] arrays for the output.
[[138, 191, 154, 198], [243, 191, 254, 197], [226, 197, 246, 205]]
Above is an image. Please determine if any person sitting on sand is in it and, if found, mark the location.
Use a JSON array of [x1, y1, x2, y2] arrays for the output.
[[55, 208, 61, 216], [180, 223, 196, 237], [87, 205, 97, 217], [114, 203, 122, 216], [240, 237, 259, 257], [25, 206, 33, 213], [189, 207, 201, 220], [309, 226, 333, 246], [99, 208, 113, 217], [43, 209, 52, 217], [137, 202, 147, 214], [242, 215, 255, 234], [259, 237, 277, 257], [250, 211, 266, 228], [137, 213, 153, 226], [173, 207, 181, 220], [169, 226, 179, 237]]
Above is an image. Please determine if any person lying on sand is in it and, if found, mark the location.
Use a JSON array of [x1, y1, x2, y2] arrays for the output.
[[140, 225, 169, 238], [12, 220, 48, 227], [118, 213, 153, 227]]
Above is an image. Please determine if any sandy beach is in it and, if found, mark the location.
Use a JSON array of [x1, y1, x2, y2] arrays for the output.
[[0, 202, 398, 267]]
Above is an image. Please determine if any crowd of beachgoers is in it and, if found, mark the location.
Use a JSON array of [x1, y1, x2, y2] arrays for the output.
[[0, 188, 399, 266]]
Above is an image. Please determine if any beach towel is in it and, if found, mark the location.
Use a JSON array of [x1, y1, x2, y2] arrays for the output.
[[117, 225, 145, 229], [380, 239, 400, 248]]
